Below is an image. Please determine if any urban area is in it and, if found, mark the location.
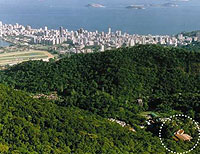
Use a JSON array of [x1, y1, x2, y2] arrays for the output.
[[1, 21, 200, 54]]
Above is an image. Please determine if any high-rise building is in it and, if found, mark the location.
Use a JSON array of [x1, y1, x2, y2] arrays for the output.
[[44, 26, 48, 31], [101, 31, 105, 36], [129, 39, 135, 46], [45, 30, 49, 37], [0, 21, 2, 27], [16, 23, 19, 28], [78, 28, 84, 34], [178, 34, 184, 40], [108, 28, 112, 35], [116, 30, 122, 36], [59, 26, 64, 37], [26, 25, 32, 31], [74, 31, 79, 37]]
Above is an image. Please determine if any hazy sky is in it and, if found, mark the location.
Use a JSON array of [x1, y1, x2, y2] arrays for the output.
[[0, 0, 199, 7]]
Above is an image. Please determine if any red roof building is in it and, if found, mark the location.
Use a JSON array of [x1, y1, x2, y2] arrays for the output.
[[174, 129, 192, 141]]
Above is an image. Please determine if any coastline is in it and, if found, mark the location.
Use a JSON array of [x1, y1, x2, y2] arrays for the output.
[[0, 37, 12, 47]]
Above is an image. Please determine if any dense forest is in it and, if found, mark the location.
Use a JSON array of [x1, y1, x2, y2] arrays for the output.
[[0, 45, 200, 153], [0, 84, 168, 153]]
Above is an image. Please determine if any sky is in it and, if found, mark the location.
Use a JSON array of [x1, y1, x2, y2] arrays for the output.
[[0, 0, 199, 7]]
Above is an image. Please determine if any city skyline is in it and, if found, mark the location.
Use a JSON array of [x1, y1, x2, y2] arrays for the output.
[[1, 20, 199, 54]]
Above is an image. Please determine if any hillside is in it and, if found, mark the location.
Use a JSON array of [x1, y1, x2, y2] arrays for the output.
[[0, 84, 168, 153], [2, 45, 200, 95], [0, 45, 200, 153], [1, 45, 200, 120]]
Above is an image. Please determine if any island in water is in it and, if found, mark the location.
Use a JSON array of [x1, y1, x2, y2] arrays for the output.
[[162, 3, 178, 7], [126, 5, 145, 10], [148, 3, 178, 8], [86, 4, 105, 8], [127, 3, 178, 9]]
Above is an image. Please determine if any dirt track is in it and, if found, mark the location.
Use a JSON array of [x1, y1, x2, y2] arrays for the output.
[[0, 50, 54, 65]]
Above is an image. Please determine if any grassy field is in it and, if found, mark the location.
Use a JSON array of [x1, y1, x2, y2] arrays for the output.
[[0, 50, 54, 66]]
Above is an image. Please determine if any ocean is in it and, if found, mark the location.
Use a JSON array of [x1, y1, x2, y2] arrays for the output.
[[0, 39, 11, 47], [0, 0, 200, 35]]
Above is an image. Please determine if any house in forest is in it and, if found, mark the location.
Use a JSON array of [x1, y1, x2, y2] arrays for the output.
[[174, 129, 192, 141]]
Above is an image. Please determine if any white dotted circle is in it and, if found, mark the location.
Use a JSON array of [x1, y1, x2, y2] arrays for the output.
[[159, 114, 200, 154]]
